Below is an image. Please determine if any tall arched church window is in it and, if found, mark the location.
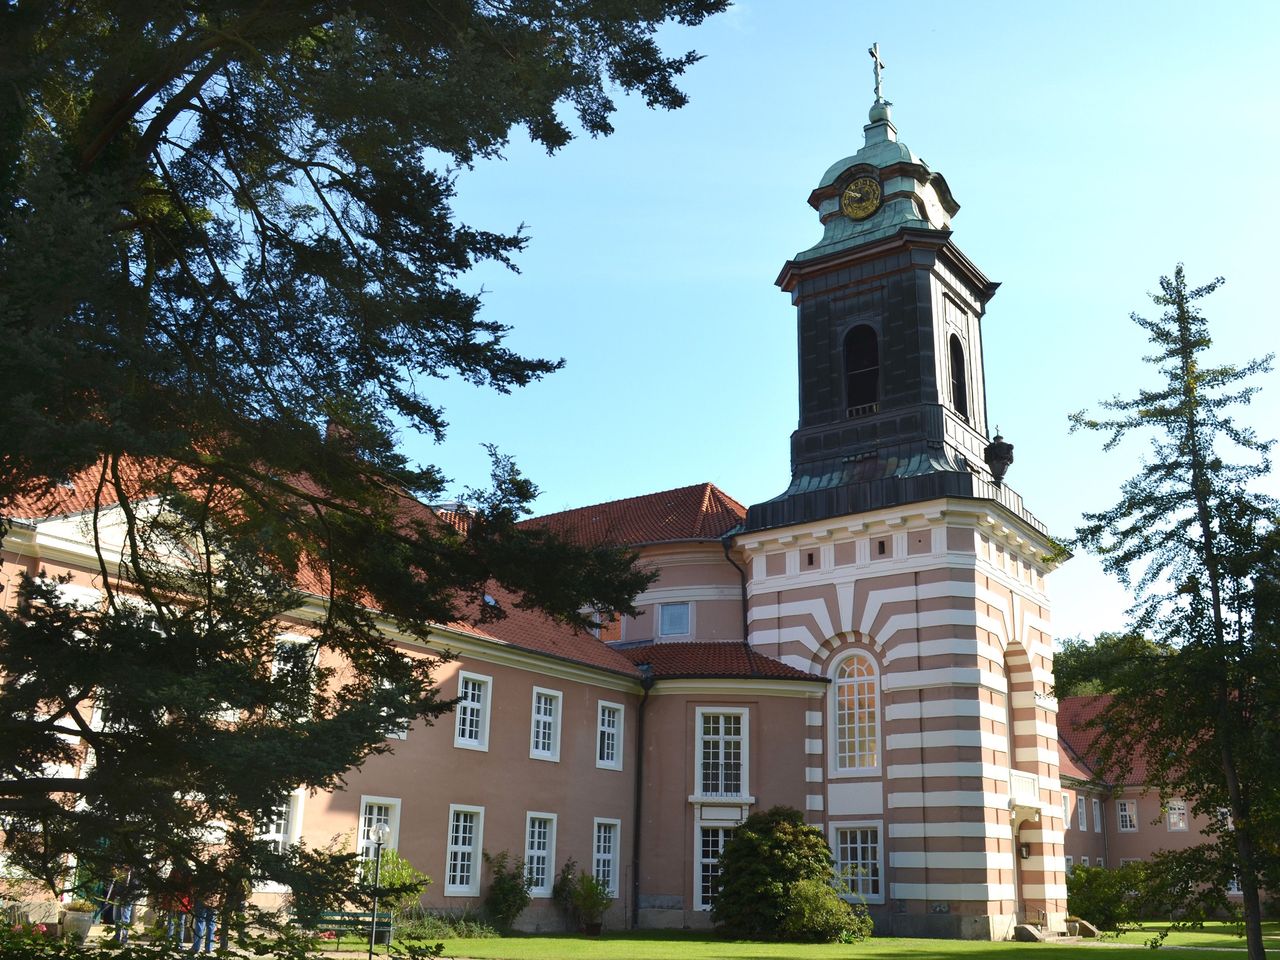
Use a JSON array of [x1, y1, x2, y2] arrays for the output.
[[949, 334, 969, 421], [844, 325, 879, 417], [834, 652, 879, 771]]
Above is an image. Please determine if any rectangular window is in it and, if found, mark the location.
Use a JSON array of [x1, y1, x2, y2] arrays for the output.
[[1226, 876, 1242, 894], [454, 672, 491, 751], [1065, 855, 1074, 872], [358, 796, 400, 860], [695, 826, 735, 910], [524, 813, 556, 897], [256, 795, 295, 854], [1167, 798, 1188, 831], [1118, 799, 1138, 832], [1092, 798, 1102, 833], [1081, 856, 1090, 867], [1098, 858, 1105, 868], [529, 687, 562, 762], [697, 708, 747, 798], [596, 701, 623, 770], [445, 805, 484, 895], [1062, 793, 1071, 829], [593, 818, 621, 897], [658, 601, 690, 637], [1078, 795, 1088, 831], [834, 824, 883, 903]]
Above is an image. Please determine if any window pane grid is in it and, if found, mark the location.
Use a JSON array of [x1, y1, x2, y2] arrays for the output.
[[598, 705, 619, 765], [835, 657, 877, 770], [700, 714, 742, 796], [593, 822, 617, 896], [532, 693, 555, 755], [836, 826, 881, 898], [448, 811, 477, 888], [525, 817, 551, 891], [360, 802, 392, 860], [456, 678, 484, 743], [698, 827, 734, 909]]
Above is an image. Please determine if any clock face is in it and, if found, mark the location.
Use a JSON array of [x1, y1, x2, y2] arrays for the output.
[[840, 177, 882, 221]]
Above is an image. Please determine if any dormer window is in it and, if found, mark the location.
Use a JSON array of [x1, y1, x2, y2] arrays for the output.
[[949, 334, 968, 421], [844, 324, 879, 417]]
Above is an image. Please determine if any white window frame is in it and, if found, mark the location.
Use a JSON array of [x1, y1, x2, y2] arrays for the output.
[[1092, 797, 1102, 833], [255, 788, 307, 891], [1081, 856, 1090, 867], [357, 795, 401, 860], [1078, 794, 1088, 830], [444, 803, 484, 896], [1065, 855, 1074, 872], [1062, 792, 1071, 830], [529, 687, 562, 762], [658, 601, 691, 638], [592, 818, 621, 898], [830, 820, 885, 905], [1117, 799, 1138, 832], [1167, 798, 1188, 832], [596, 701, 624, 771], [830, 651, 880, 776], [453, 671, 492, 752], [694, 707, 749, 800], [1098, 858, 1105, 868], [523, 812, 557, 898], [693, 823, 737, 911]]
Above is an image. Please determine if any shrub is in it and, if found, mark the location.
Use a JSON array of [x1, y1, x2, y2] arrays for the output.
[[359, 848, 431, 918], [1067, 863, 1152, 930], [397, 907, 499, 940], [549, 861, 612, 931], [780, 878, 872, 943], [713, 805, 852, 941], [482, 851, 531, 931]]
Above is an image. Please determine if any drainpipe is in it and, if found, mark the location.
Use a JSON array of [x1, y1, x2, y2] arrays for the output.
[[630, 665, 654, 929], [720, 533, 749, 652]]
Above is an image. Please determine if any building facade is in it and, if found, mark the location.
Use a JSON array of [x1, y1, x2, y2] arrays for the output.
[[5, 89, 1093, 938]]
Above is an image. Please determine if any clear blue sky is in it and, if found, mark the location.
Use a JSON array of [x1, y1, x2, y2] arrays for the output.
[[402, 0, 1280, 644]]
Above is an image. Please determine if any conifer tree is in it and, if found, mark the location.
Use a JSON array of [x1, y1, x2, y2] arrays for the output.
[[1070, 266, 1277, 960], [0, 0, 724, 910]]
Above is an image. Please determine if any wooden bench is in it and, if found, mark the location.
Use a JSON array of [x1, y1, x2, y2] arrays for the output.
[[294, 911, 394, 948]]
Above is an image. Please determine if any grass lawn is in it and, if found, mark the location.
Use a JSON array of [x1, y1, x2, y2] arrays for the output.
[[416, 927, 1277, 959], [1097, 920, 1280, 949]]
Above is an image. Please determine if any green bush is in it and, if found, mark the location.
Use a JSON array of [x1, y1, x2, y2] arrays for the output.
[[359, 847, 431, 918], [396, 907, 499, 940], [482, 850, 531, 931], [1067, 863, 1151, 930], [780, 878, 873, 943], [713, 806, 852, 941]]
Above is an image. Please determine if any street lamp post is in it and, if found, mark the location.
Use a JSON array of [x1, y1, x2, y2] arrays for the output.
[[368, 822, 392, 960]]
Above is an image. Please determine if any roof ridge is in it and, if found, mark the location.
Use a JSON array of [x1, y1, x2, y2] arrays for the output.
[[528, 481, 722, 524]]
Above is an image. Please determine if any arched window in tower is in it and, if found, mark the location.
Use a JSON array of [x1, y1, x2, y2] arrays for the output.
[[949, 333, 969, 421], [844, 325, 879, 418], [833, 651, 878, 771]]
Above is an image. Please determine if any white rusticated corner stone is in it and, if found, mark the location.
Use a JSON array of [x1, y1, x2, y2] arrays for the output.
[[804, 738, 823, 754], [805, 767, 823, 783], [805, 795, 825, 811], [805, 711, 822, 726]]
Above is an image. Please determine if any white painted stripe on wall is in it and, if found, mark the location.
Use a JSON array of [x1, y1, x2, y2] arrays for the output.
[[887, 791, 1009, 810], [836, 581, 854, 637], [883, 637, 1004, 665], [891, 883, 1016, 902], [805, 767, 823, 783], [747, 599, 834, 643], [1019, 829, 1065, 844], [886, 730, 1007, 753], [885, 699, 1006, 723], [856, 580, 980, 638], [1012, 719, 1059, 739], [1015, 747, 1059, 765], [890, 851, 1015, 870], [886, 761, 1011, 781], [779, 654, 815, 673], [882, 667, 1007, 693], [1023, 856, 1067, 871], [889, 821, 1012, 840], [875, 609, 980, 648], [1022, 884, 1069, 899]]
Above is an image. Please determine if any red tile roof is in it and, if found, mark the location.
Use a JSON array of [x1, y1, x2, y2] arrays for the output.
[[525, 483, 746, 546], [1057, 694, 1150, 787], [622, 641, 820, 682]]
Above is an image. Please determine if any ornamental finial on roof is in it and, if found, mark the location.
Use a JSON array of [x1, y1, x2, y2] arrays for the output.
[[868, 43, 892, 124]]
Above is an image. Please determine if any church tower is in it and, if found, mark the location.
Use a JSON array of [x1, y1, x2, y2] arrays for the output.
[[733, 47, 1069, 939]]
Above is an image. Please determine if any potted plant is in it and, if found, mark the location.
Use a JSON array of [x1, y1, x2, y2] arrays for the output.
[[62, 900, 96, 942], [570, 871, 612, 936], [1065, 916, 1081, 937]]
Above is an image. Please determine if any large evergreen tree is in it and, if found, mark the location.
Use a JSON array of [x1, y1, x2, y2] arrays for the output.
[[1070, 266, 1277, 960], [0, 0, 723, 909]]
